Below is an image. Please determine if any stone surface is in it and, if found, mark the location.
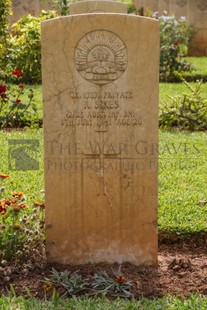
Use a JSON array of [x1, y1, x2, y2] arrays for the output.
[[28, 0, 40, 15], [39, 0, 53, 11], [188, 0, 207, 55], [11, 0, 28, 24], [190, 30, 207, 56], [169, 0, 188, 17], [158, 0, 170, 14], [69, 0, 128, 14], [11, 0, 54, 23], [133, 0, 206, 56], [42, 13, 159, 265]]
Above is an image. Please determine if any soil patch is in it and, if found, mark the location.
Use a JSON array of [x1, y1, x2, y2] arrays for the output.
[[1, 234, 207, 298]]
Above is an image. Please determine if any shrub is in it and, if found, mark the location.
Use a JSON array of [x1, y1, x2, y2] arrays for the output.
[[159, 78, 207, 131], [52, 0, 70, 15], [0, 0, 12, 70], [0, 174, 45, 282], [129, 8, 194, 82], [7, 10, 58, 84], [0, 70, 41, 128], [159, 15, 194, 82]]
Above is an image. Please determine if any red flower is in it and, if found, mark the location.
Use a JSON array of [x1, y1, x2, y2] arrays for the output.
[[12, 70, 22, 77], [0, 174, 9, 179], [2, 199, 11, 206], [0, 85, 7, 93], [114, 276, 127, 284], [0, 93, 7, 99], [18, 84, 24, 89], [174, 42, 180, 46], [16, 99, 21, 103], [33, 201, 45, 208], [12, 192, 24, 198], [19, 203, 27, 209], [0, 205, 6, 215]]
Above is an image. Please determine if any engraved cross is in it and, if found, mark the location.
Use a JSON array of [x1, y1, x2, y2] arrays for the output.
[[82, 130, 120, 196]]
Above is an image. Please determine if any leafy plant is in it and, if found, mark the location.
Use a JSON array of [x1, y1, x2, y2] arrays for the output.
[[0, 71, 41, 128], [91, 267, 133, 298], [45, 269, 89, 296], [0, 174, 45, 282], [127, 3, 139, 14], [129, 9, 194, 82], [159, 78, 207, 130], [7, 10, 58, 84], [159, 15, 194, 82], [52, 0, 70, 15], [0, 0, 11, 72], [44, 266, 133, 298]]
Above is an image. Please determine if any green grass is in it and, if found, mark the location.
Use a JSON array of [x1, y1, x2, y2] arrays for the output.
[[158, 62, 207, 234], [159, 131, 207, 233], [159, 81, 207, 105], [28, 84, 42, 106], [1, 295, 207, 309], [24, 84, 43, 119], [1, 75, 207, 234], [1, 61, 207, 307], [0, 128, 207, 234], [2, 67, 207, 233], [186, 57, 207, 76], [0, 128, 44, 204]]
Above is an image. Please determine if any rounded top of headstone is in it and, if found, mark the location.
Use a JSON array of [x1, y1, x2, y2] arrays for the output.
[[69, 0, 128, 15]]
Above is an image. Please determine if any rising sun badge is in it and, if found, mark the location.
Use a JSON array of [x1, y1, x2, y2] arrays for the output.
[[75, 30, 128, 85]]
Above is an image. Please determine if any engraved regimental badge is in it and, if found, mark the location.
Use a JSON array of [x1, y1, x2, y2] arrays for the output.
[[75, 30, 128, 85]]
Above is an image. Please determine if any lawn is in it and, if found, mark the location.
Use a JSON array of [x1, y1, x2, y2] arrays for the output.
[[3, 73, 207, 233], [1, 58, 207, 306], [0, 128, 44, 205], [1, 128, 207, 234], [159, 130, 207, 233], [1, 295, 207, 309], [186, 57, 207, 77], [159, 81, 207, 104]]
